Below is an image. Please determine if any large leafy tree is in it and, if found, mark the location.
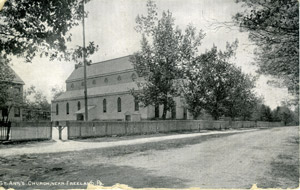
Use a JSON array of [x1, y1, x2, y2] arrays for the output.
[[0, 0, 97, 121], [234, 0, 299, 102], [23, 86, 51, 121], [131, 0, 204, 119], [181, 41, 258, 120], [0, 0, 88, 61], [224, 68, 257, 120]]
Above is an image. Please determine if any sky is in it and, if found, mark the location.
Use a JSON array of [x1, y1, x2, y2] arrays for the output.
[[10, 0, 292, 109]]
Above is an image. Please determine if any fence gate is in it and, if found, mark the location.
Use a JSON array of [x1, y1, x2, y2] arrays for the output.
[[0, 121, 11, 141]]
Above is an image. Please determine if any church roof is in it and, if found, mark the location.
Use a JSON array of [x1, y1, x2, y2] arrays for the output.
[[66, 55, 134, 82], [10, 67, 25, 85], [54, 82, 138, 101]]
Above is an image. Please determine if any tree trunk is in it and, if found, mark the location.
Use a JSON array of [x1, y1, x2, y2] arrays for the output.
[[162, 103, 168, 120]]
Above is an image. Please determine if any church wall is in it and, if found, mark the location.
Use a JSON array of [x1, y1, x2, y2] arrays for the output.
[[66, 71, 138, 91], [51, 92, 149, 121]]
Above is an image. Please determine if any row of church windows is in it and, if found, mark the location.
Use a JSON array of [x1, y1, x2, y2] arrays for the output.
[[70, 73, 137, 89], [55, 97, 139, 115]]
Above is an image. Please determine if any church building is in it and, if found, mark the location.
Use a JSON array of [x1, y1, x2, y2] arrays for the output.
[[51, 56, 187, 121]]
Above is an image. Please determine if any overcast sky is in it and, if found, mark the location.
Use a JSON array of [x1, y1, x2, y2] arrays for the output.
[[11, 0, 292, 109]]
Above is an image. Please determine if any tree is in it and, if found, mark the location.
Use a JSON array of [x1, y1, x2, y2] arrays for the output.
[[0, 0, 98, 121], [224, 71, 257, 121], [181, 41, 257, 120], [234, 0, 299, 103], [131, 0, 204, 119], [0, 0, 90, 62], [51, 86, 65, 101], [23, 86, 51, 121], [271, 106, 297, 125]]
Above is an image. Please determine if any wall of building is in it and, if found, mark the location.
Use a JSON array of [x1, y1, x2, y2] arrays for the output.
[[51, 93, 149, 121], [0, 84, 24, 122], [66, 71, 139, 91]]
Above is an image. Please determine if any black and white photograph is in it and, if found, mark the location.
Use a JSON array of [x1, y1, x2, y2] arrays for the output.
[[0, 0, 299, 189]]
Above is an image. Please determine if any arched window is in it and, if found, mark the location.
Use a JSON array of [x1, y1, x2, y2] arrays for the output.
[[131, 73, 137, 81], [66, 102, 69, 115], [103, 99, 107, 113], [134, 98, 139, 111], [77, 101, 81, 111], [117, 75, 122, 81], [117, 97, 121, 112], [56, 104, 59, 115]]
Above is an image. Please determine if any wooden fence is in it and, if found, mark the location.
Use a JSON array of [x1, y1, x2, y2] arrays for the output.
[[63, 120, 283, 139], [9, 121, 52, 141]]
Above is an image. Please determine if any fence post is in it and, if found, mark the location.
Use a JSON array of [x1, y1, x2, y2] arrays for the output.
[[50, 122, 53, 140], [6, 121, 11, 141], [79, 122, 82, 138], [66, 121, 70, 140]]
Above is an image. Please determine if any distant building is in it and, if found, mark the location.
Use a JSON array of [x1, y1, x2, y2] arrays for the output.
[[51, 56, 188, 121], [0, 67, 25, 122]]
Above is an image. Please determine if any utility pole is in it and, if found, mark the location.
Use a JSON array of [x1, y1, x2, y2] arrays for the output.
[[82, 0, 88, 121]]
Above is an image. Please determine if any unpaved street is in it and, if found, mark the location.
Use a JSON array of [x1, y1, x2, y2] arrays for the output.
[[0, 126, 298, 189]]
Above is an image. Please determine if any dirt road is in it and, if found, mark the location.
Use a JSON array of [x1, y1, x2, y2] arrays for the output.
[[0, 126, 298, 189], [0, 129, 256, 156]]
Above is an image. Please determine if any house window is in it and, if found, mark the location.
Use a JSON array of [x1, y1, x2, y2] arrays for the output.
[[117, 97, 121, 112], [103, 99, 107, 113], [14, 107, 20, 117], [77, 101, 81, 111], [56, 104, 59, 115], [134, 98, 139, 111], [81, 81, 84, 86], [71, 83, 74, 89], [117, 75, 122, 81], [92, 79, 96, 85], [131, 73, 137, 81], [66, 102, 69, 115], [104, 78, 108, 83]]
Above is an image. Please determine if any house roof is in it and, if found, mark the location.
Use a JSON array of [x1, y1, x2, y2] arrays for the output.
[[10, 67, 25, 85], [54, 82, 138, 101], [66, 55, 134, 82]]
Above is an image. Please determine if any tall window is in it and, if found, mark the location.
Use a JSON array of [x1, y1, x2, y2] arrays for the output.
[[66, 102, 69, 115], [117, 97, 121, 112], [134, 98, 139, 111], [56, 104, 59, 115], [103, 99, 107, 113], [77, 101, 81, 111]]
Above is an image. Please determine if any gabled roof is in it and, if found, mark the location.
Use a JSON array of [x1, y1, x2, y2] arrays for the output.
[[66, 55, 134, 82], [54, 82, 138, 101], [10, 67, 25, 85]]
